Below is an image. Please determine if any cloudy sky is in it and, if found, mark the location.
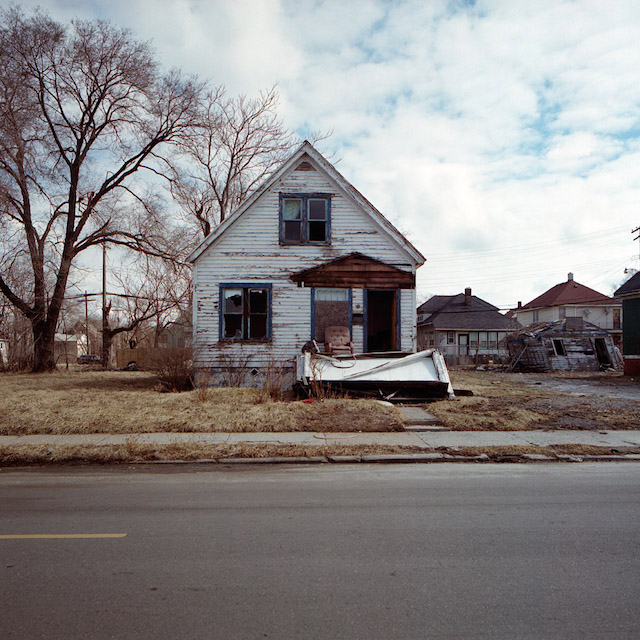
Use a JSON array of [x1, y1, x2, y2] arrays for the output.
[[21, 0, 640, 308]]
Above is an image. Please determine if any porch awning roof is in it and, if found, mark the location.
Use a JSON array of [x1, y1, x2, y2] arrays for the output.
[[290, 252, 415, 289]]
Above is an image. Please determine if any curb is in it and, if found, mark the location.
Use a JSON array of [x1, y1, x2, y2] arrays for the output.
[[94, 453, 640, 466]]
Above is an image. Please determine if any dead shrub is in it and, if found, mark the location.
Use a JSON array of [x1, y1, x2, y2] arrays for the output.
[[217, 349, 253, 387], [256, 356, 288, 402], [193, 367, 212, 403], [147, 347, 194, 392]]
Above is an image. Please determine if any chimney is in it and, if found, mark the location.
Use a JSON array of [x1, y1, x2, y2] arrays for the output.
[[568, 272, 573, 281], [464, 287, 472, 306], [517, 301, 522, 308]]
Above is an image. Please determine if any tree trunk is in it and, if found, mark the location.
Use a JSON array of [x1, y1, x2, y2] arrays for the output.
[[32, 319, 57, 372]]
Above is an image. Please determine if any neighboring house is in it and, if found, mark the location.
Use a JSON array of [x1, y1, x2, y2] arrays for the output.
[[512, 273, 622, 348], [54, 333, 78, 364], [506, 318, 620, 372], [189, 141, 425, 385], [417, 288, 520, 365], [614, 271, 640, 375]]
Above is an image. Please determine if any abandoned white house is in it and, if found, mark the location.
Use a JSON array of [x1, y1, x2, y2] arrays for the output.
[[512, 273, 622, 349], [189, 141, 425, 385], [417, 288, 520, 364]]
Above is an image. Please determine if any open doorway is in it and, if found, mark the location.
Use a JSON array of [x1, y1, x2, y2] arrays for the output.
[[365, 289, 397, 352]]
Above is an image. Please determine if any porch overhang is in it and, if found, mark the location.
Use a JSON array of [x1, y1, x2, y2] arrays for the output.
[[290, 252, 415, 289]]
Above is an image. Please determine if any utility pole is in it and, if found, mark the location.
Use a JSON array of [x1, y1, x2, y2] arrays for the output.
[[102, 243, 108, 367], [85, 291, 89, 355], [633, 226, 640, 262]]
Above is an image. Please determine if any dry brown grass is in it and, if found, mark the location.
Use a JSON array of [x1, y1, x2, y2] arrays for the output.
[[428, 369, 640, 431], [0, 369, 403, 435], [1, 441, 636, 466], [0, 441, 416, 465]]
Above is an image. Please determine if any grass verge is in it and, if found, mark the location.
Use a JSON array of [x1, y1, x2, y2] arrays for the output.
[[0, 442, 637, 466]]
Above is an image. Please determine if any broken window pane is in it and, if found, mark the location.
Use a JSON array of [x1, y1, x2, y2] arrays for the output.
[[224, 289, 243, 313], [249, 289, 267, 314], [222, 286, 270, 340], [249, 315, 267, 339], [224, 314, 242, 339]]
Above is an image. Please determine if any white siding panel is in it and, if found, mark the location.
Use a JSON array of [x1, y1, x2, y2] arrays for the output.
[[400, 288, 417, 351]]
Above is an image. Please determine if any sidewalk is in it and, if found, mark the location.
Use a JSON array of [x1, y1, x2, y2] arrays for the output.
[[2, 430, 640, 449]]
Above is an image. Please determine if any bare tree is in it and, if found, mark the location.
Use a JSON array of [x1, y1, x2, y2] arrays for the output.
[[0, 9, 200, 371], [102, 253, 191, 365], [171, 86, 297, 243]]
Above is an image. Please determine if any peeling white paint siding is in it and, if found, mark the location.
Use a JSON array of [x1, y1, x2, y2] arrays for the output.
[[193, 157, 419, 370], [401, 288, 418, 351]]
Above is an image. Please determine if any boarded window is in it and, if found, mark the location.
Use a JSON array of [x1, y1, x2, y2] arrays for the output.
[[314, 288, 350, 343]]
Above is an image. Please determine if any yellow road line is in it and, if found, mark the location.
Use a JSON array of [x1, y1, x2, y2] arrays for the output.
[[0, 533, 127, 539]]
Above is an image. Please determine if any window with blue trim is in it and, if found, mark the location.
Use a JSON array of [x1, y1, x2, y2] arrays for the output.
[[280, 193, 330, 244], [220, 285, 271, 340]]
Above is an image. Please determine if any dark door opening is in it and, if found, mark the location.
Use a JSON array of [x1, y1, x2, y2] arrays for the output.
[[366, 289, 397, 352], [594, 338, 612, 367]]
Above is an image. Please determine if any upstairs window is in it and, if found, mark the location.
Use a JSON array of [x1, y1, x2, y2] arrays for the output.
[[220, 284, 271, 341], [280, 193, 330, 244]]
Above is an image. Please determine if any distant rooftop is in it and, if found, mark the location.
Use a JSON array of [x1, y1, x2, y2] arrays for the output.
[[518, 273, 618, 310], [418, 289, 520, 332], [614, 271, 640, 298]]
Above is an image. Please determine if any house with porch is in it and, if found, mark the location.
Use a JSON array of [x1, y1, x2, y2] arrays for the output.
[[614, 271, 640, 375], [417, 288, 520, 365], [512, 273, 622, 349], [189, 141, 425, 385]]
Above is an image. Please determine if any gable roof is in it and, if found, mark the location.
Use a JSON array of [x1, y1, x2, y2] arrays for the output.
[[418, 293, 520, 331], [291, 252, 415, 288], [188, 141, 425, 265], [519, 277, 618, 310], [614, 271, 640, 298]]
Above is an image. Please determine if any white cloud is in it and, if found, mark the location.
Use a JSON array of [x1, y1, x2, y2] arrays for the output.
[[14, 0, 640, 307]]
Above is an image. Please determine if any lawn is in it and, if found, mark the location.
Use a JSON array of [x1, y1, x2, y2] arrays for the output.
[[0, 368, 404, 435]]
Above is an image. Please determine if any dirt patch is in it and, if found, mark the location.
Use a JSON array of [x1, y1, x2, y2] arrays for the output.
[[0, 369, 403, 435], [429, 369, 640, 430]]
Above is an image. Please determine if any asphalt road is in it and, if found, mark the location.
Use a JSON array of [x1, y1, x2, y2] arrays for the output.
[[1, 463, 639, 639]]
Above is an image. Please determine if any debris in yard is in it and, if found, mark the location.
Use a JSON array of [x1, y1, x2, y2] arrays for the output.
[[506, 320, 620, 372], [295, 349, 455, 402]]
